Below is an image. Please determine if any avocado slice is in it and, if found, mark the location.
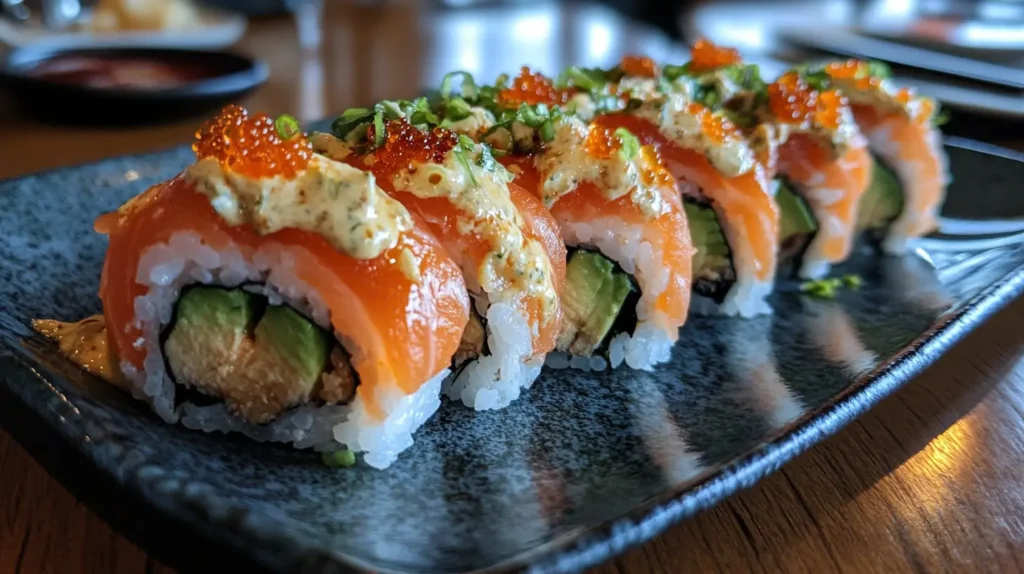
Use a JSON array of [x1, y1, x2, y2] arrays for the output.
[[775, 179, 818, 263], [255, 304, 331, 386], [684, 199, 734, 301], [164, 286, 336, 423], [856, 154, 904, 231], [556, 250, 635, 356]]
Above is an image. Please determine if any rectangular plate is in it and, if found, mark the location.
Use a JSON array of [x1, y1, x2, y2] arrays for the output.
[[1, 138, 1024, 573]]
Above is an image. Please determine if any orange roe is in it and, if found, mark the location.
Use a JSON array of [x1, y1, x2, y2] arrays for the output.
[[583, 123, 621, 160], [638, 145, 674, 188], [686, 102, 736, 144], [824, 59, 883, 92], [689, 38, 741, 73], [767, 72, 844, 131], [620, 55, 658, 78], [193, 105, 312, 180], [368, 118, 460, 177], [498, 67, 574, 107]]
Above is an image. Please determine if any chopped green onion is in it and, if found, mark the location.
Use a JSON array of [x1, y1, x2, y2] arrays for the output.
[[801, 70, 831, 92], [662, 63, 691, 82], [440, 71, 478, 101], [932, 107, 951, 127], [842, 274, 863, 289], [559, 67, 607, 91], [865, 60, 892, 79], [378, 100, 404, 120], [274, 114, 301, 140], [624, 98, 644, 112], [321, 450, 356, 468], [444, 97, 473, 121], [494, 73, 510, 90], [372, 111, 385, 147], [455, 149, 479, 188], [700, 88, 721, 109], [615, 127, 640, 161], [331, 107, 374, 138], [458, 134, 477, 152], [539, 119, 555, 143]]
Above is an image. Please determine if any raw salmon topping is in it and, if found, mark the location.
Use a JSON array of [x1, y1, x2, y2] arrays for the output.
[[193, 105, 312, 179], [499, 67, 575, 107], [768, 72, 845, 130], [689, 38, 741, 73], [369, 118, 461, 176], [620, 55, 658, 78]]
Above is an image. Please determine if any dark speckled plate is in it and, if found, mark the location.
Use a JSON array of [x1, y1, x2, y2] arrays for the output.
[[1, 137, 1024, 574]]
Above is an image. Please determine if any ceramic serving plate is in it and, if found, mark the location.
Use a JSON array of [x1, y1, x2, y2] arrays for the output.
[[1, 137, 1024, 573]]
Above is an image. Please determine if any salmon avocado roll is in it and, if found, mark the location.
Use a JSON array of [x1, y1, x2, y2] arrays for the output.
[[428, 70, 694, 371], [87, 106, 470, 469], [316, 99, 564, 409], [801, 59, 950, 254]]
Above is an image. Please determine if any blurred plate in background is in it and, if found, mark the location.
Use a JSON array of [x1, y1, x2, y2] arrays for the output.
[[0, 6, 247, 50], [0, 46, 267, 125]]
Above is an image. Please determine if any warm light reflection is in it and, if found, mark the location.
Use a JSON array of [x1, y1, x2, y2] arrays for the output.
[[728, 318, 806, 430], [881, 414, 975, 516], [629, 378, 705, 485], [804, 301, 878, 375]]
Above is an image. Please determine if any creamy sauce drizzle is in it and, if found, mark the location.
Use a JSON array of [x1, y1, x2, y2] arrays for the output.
[[33, 316, 129, 391], [185, 154, 413, 261], [534, 116, 670, 218], [635, 92, 757, 177], [392, 146, 558, 323]]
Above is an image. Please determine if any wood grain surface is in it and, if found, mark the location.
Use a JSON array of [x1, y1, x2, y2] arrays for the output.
[[2, 3, 1024, 573]]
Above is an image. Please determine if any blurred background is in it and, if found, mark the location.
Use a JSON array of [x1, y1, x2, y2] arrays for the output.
[[1, 0, 1023, 174]]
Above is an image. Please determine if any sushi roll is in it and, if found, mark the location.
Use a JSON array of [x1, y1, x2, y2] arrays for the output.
[[93, 106, 470, 468], [638, 42, 873, 280], [803, 60, 950, 254], [607, 102, 778, 319], [430, 70, 693, 371], [315, 101, 565, 410]]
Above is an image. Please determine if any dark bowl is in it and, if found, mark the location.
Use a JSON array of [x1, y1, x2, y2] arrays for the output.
[[0, 47, 269, 126]]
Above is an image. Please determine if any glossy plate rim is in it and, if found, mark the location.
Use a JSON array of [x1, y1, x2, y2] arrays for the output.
[[1, 137, 1023, 574]]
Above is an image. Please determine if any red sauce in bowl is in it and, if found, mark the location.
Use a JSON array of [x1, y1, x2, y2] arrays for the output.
[[28, 55, 215, 90]]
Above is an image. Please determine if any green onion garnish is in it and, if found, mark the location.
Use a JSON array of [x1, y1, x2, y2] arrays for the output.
[[866, 60, 892, 79], [321, 450, 356, 468], [331, 107, 374, 138], [539, 119, 555, 143], [440, 71, 478, 101], [444, 97, 473, 121], [274, 114, 301, 140], [455, 149, 479, 188], [615, 127, 640, 161], [562, 66, 607, 91], [842, 274, 863, 289], [662, 63, 691, 82], [372, 111, 385, 147], [932, 106, 951, 127]]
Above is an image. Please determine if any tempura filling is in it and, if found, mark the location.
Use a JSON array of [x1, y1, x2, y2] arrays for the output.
[[162, 285, 357, 424]]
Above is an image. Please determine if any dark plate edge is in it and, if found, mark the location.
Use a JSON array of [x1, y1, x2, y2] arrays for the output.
[[0, 138, 1020, 574], [520, 260, 1024, 574]]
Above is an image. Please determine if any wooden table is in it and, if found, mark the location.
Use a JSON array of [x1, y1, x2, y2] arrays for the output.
[[2, 3, 1023, 573]]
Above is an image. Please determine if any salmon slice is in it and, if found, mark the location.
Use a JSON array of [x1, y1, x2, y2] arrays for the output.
[[776, 134, 873, 278], [596, 113, 779, 317], [852, 104, 949, 254], [96, 177, 470, 419], [344, 157, 565, 360], [510, 159, 692, 336]]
